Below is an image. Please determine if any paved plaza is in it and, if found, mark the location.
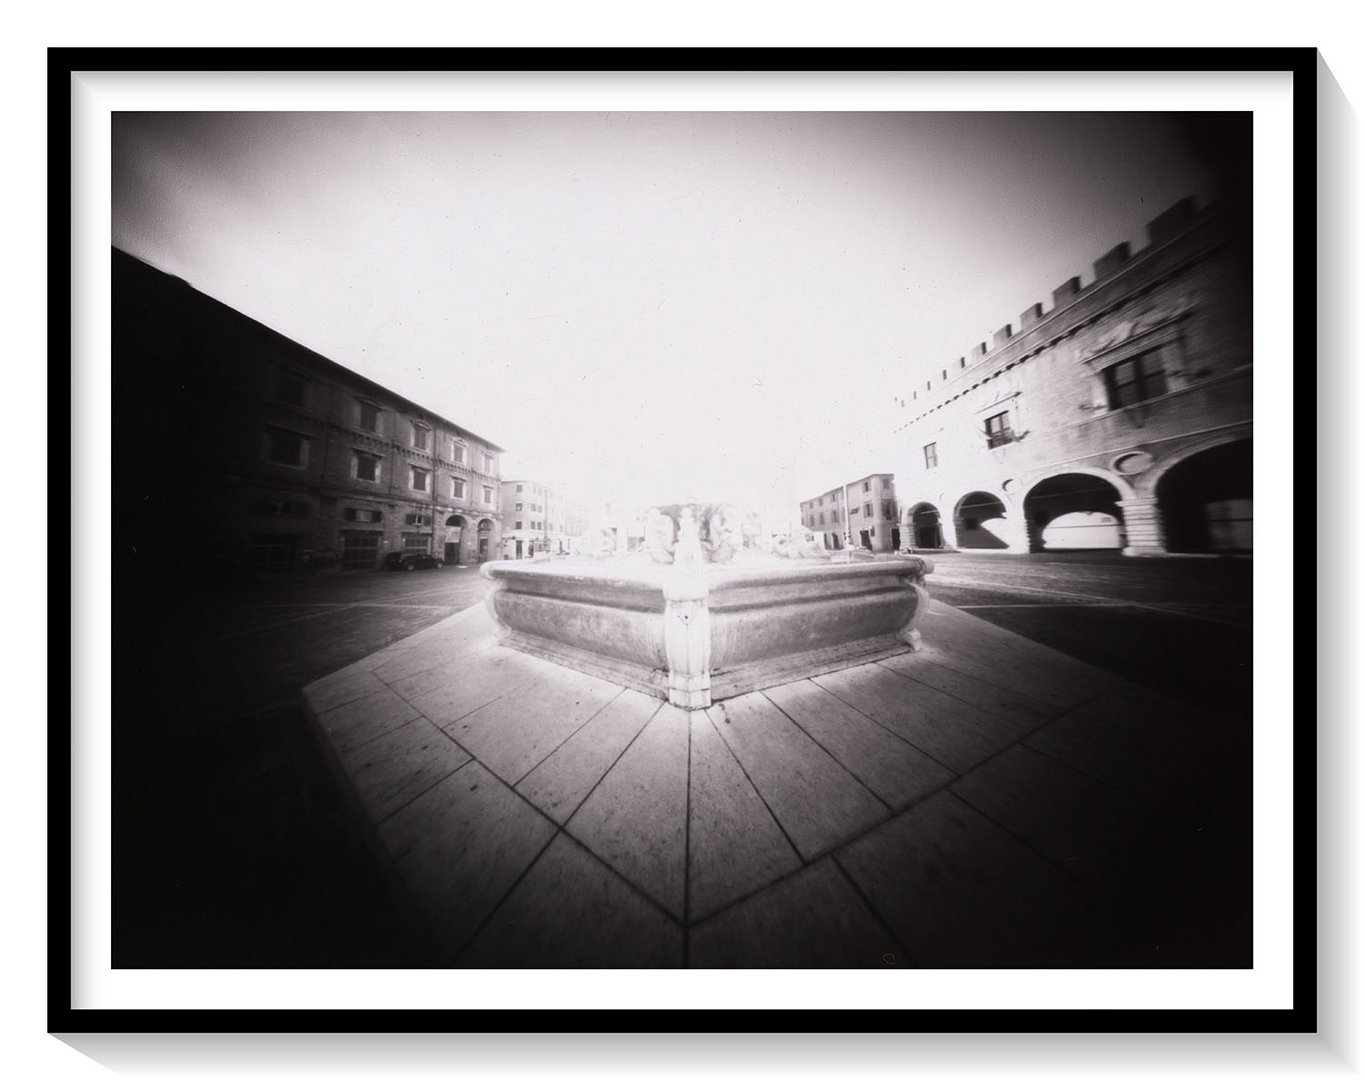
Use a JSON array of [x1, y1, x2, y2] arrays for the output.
[[302, 592, 1250, 968]]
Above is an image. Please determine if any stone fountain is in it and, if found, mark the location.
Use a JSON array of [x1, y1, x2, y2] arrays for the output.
[[481, 503, 932, 710]]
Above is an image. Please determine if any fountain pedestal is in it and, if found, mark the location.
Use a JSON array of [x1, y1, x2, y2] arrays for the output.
[[483, 509, 931, 709]]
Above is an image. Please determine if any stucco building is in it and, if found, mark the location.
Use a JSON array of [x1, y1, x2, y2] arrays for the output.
[[499, 480, 589, 558], [800, 474, 900, 553], [891, 197, 1252, 556], [115, 248, 505, 578]]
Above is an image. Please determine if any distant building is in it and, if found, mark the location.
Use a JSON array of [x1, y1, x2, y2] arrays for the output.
[[499, 480, 589, 558], [114, 248, 505, 578], [592, 501, 649, 555], [891, 197, 1251, 556], [800, 474, 900, 553]]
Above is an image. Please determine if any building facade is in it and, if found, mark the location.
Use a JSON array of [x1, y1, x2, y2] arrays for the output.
[[891, 197, 1252, 556], [115, 248, 504, 578], [499, 480, 590, 558], [800, 474, 900, 553]]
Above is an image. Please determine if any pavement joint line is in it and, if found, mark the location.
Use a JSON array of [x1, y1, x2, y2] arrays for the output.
[[449, 821, 561, 967], [703, 702, 818, 867], [874, 657, 1058, 733], [935, 578, 1251, 628], [430, 734, 697, 962], [683, 701, 693, 956], [371, 752, 476, 830], [558, 699, 666, 833], [940, 784, 1100, 890], [954, 602, 1129, 609], [904, 650, 1119, 710], [759, 687, 898, 815], [828, 846, 920, 970], [809, 676, 961, 778], [510, 685, 629, 789]]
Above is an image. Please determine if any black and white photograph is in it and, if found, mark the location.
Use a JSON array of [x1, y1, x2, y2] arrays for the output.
[[50, 51, 1321, 1044]]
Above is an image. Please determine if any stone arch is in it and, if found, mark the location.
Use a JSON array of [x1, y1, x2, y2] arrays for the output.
[[445, 514, 469, 564], [1141, 432, 1253, 499], [952, 490, 1011, 550], [1155, 437, 1253, 553], [1022, 472, 1127, 551], [904, 501, 945, 549], [476, 517, 496, 562]]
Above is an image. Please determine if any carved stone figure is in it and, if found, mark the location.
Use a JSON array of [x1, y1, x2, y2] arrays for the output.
[[645, 507, 677, 564], [704, 505, 737, 563]]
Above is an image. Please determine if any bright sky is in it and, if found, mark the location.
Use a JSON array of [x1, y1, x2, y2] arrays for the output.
[[112, 111, 1221, 515]]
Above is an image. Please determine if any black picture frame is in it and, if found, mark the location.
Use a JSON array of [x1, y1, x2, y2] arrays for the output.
[[52, 46, 1317, 1042]]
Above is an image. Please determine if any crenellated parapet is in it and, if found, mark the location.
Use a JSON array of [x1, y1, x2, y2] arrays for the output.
[[894, 195, 1224, 430]]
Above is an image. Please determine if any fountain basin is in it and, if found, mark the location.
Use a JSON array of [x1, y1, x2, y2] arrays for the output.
[[482, 554, 933, 709]]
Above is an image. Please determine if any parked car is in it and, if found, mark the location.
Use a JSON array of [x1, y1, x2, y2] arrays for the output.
[[383, 552, 445, 571]]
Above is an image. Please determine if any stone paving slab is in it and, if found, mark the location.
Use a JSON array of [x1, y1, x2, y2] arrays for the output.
[[812, 663, 1032, 775], [835, 790, 1097, 968], [688, 859, 896, 968], [338, 715, 472, 827], [707, 692, 888, 861], [375, 761, 557, 960], [458, 834, 684, 968], [400, 645, 546, 731], [311, 686, 421, 755], [875, 651, 1056, 730], [913, 602, 1116, 709], [516, 689, 662, 825], [949, 744, 1147, 882], [566, 705, 691, 919], [762, 679, 956, 810], [1023, 694, 1194, 801], [445, 666, 623, 786], [686, 710, 801, 921], [301, 598, 1244, 969], [304, 666, 388, 715]]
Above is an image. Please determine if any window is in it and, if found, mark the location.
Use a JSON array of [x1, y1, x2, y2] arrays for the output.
[[343, 508, 382, 523], [405, 513, 430, 526], [411, 422, 430, 451], [882, 500, 893, 520], [482, 452, 495, 473], [451, 477, 465, 499], [985, 411, 1014, 448], [832, 509, 839, 522], [515, 520, 523, 530], [924, 442, 938, 469], [410, 466, 429, 492], [515, 502, 523, 511], [264, 426, 307, 467], [353, 451, 380, 483], [863, 481, 870, 492], [357, 400, 379, 433], [275, 369, 306, 407], [818, 512, 825, 524], [849, 506, 859, 516], [254, 498, 309, 518], [864, 502, 872, 517], [1103, 350, 1168, 409], [451, 442, 466, 464], [483, 486, 494, 505], [516, 484, 524, 493]]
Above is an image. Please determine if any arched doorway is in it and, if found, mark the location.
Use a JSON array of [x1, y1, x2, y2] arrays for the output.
[[445, 514, 468, 564], [953, 491, 1010, 550], [1023, 473, 1125, 551], [1157, 439, 1252, 553], [476, 518, 494, 562], [906, 502, 944, 549]]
